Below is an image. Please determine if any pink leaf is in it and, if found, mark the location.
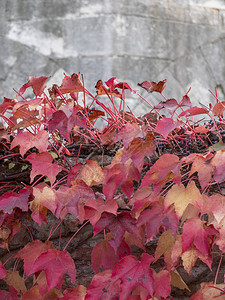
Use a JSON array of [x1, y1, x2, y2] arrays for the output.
[[154, 118, 180, 139], [19, 76, 48, 97], [30, 249, 76, 291]]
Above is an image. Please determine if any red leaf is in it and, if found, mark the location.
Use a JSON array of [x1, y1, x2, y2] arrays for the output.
[[48, 110, 87, 142], [141, 154, 181, 193], [55, 180, 95, 219], [0, 188, 29, 214], [62, 286, 86, 300], [58, 73, 84, 94], [95, 80, 122, 99], [155, 98, 179, 114], [0, 290, 19, 300], [26, 152, 63, 184], [115, 123, 145, 148], [138, 79, 167, 93], [30, 249, 76, 291], [94, 212, 142, 252], [179, 106, 208, 117], [154, 118, 181, 139], [91, 238, 118, 273], [213, 101, 225, 117], [182, 218, 214, 255], [19, 76, 48, 97], [153, 270, 171, 298], [111, 253, 154, 299], [15, 240, 53, 277], [0, 97, 17, 114], [122, 132, 155, 172], [11, 130, 49, 157], [86, 270, 120, 300], [180, 94, 192, 107], [137, 202, 178, 242], [0, 261, 6, 279], [79, 197, 118, 226], [29, 183, 57, 226]]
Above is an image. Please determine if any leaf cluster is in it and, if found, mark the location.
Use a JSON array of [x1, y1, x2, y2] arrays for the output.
[[0, 74, 225, 299]]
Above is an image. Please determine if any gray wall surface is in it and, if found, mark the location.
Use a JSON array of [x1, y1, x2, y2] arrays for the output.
[[1, 0, 225, 116]]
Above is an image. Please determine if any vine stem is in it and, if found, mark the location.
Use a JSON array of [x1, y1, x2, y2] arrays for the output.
[[214, 253, 223, 284], [63, 220, 89, 251]]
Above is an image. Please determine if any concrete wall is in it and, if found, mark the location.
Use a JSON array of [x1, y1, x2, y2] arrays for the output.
[[1, 0, 225, 115]]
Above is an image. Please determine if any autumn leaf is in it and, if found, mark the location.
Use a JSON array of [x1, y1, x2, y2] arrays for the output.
[[190, 282, 225, 300], [137, 201, 178, 242], [15, 240, 54, 277], [4, 270, 26, 294], [48, 110, 87, 142], [180, 94, 192, 107], [77, 160, 105, 187], [153, 270, 171, 298], [55, 180, 95, 219], [170, 270, 190, 292], [94, 212, 142, 252], [154, 118, 181, 139], [30, 249, 76, 291], [155, 230, 176, 267], [141, 153, 181, 193], [105, 77, 135, 93], [181, 245, 212, 274], [182, 217, 217, 255], [0, 188, 29, 214], [179, 106, 208, 117], [26, 151, 63, 184], [138, 79, 167, 94], [164, 181, 203, 218], [130, 186, 160, 219], [95, 80, 122, 99], [115, 123, 145, 148], [85, 270, 120, 300], [10, 130, 49, 157], [122, 131, 155, 172], [155, 98, 179, 114], [0, 261, 6, 279], [19, 76, 48, 97], [62, 286, 86, 300], [111, 253, 155, 299], [203, 194, 225, 224], [91, 237, 118, 273], [21, 285, 62, 300], [0, 290, 19, 299], [213, 101, 225, 117], [29, 183, 57, 225], [58, 73, 84, 94], [78, 197, 118, 227], [188, 154, 213, 189]]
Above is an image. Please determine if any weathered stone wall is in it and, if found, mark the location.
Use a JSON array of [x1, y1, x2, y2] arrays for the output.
[[1, 0, 225, 116]]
